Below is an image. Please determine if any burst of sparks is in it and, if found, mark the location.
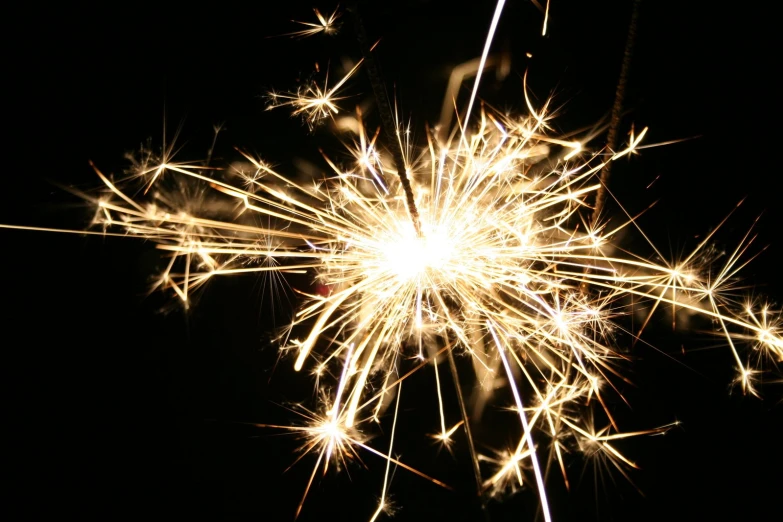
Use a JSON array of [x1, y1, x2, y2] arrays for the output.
[[266, 57, 365, 130], [2, 3, 782, 521], [282, 6, 342, 39], [60, 96, 781, 517]]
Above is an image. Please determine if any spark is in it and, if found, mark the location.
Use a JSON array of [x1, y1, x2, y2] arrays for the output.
[[282, 6, 342, 39], [266, 57, 365, 129]]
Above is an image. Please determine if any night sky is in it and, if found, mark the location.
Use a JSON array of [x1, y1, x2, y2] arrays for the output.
[[3, 2, 781, 521]]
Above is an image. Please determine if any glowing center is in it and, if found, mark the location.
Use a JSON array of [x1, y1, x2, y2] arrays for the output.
[[320, 420, 343, 441], [381, 227, 453, 282]]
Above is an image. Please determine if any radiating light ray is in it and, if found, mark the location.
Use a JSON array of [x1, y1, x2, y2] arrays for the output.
[[266, 57, 366, 129], [281, 6, 342, 39], [370, 380, 402, 522], [457, 0, 505, 154]]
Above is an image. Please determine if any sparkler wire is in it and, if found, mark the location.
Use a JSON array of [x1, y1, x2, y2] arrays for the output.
[[592, 0, 642, 225], [348, 2, 422, 236]]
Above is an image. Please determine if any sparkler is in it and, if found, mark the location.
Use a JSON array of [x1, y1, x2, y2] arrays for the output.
[[2, 2, 781, 521]]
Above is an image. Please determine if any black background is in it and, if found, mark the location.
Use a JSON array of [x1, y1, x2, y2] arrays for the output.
[[2, 2, 781, 521]]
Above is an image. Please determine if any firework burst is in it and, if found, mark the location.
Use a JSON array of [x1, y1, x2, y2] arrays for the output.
[[50, 63, 781, 522], [2, 2, 781, 521]]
